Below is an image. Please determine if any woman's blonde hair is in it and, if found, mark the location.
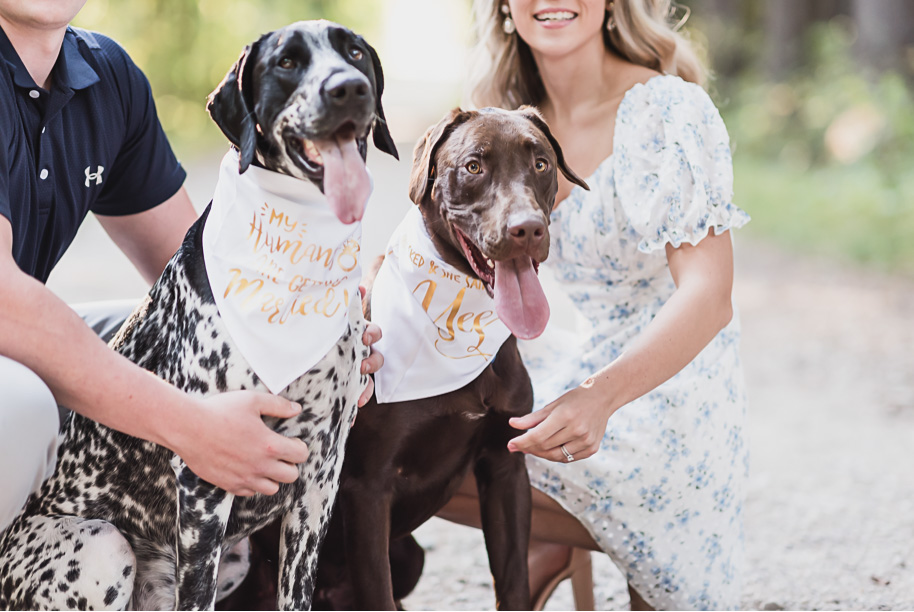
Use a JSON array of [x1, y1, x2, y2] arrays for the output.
[[468, 0, 707, 109]]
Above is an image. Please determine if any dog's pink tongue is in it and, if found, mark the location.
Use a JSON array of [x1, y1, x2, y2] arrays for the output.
[[314, 136, 370, 224], [493, 257, 550, 340]]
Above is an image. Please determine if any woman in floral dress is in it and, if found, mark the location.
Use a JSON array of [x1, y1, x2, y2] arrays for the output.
[[438, 1, 751, 609]]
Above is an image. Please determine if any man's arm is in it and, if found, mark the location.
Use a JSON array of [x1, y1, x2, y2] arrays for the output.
[[96, 186, 199, 284], [0, 216, 310, 496]]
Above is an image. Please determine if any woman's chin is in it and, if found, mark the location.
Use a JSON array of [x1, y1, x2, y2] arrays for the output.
[[517, 18, 605, 57], [524, 33, 604, 63]]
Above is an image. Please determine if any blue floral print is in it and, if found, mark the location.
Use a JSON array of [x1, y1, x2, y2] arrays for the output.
[[518, 75, 750, 610]]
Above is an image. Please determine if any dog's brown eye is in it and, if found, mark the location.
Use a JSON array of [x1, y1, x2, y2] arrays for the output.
[[278, 57, 296, 69], [349, 47, 363, 61], [535, 159, 548, 172], [466, 161, 482, 174]]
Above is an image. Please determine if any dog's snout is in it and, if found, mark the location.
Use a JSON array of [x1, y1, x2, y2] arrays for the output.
[[508, 215, 546, 249], [322, 73, 371, 107]]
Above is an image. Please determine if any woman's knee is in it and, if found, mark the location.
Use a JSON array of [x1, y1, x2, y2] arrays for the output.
[[0, 356, 59, 530]]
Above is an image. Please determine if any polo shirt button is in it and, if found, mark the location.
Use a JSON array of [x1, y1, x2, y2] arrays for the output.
[[29, 90, 40, 99], [41, 127, 46, 134], [39, 169, 49, 180]]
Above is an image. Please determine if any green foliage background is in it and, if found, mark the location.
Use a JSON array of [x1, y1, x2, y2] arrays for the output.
[[702, 19, 914, 273], [74, 0, 378, 155], [73, 2, 914, 273]]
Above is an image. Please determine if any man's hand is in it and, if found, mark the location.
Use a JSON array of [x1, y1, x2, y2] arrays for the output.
[[172, 391, 310, 497], [357, 322, 384, 408], [356, 283, 384, 409]]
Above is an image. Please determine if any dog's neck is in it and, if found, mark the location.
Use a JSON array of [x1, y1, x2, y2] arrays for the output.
[[202, 149, 363, 393], [420, 204, 480, 284], [370, 206, 512, 404], [241, 148, 328, 203]]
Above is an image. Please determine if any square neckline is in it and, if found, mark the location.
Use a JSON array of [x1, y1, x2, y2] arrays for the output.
[[552, 73, 671, 218]]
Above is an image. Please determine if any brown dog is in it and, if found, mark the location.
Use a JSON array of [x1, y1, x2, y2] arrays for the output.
[[310, 107, 588, 610]]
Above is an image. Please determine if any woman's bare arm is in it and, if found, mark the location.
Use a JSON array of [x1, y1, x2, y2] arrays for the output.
[[507, 230, 735, 462]]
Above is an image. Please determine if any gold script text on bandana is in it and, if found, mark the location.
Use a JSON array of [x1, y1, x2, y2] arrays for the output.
[[407, 254, 498, 361], [222, 201, 360, 325], [371, 207, 511, 403], [203, 150, 363, 394]]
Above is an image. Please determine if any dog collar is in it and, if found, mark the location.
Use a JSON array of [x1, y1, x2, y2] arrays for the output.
[[371, 207, 512, 404], [202, 150, 364, 394]]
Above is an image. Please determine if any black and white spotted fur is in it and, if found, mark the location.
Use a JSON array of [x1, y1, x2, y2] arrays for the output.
[[0, 20, 396, 611]]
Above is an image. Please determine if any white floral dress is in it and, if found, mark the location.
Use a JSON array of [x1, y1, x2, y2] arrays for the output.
[[518, 75, 751, 610]]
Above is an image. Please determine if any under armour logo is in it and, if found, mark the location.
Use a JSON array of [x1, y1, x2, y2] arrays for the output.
[[84, 165, 104, 187]]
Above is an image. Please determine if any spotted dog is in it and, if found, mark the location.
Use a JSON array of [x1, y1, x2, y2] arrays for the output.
[[0, 20, 397, 611]]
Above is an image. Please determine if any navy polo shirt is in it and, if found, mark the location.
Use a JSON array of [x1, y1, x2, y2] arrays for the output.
[[0, 25, 186, 282]]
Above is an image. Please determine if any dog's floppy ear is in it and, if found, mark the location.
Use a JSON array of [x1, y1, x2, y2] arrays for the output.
[[408, 109, 474, 205], [363, 39, 399, 160], [207, 36, 265, 173], [518, 106, 590, 191]]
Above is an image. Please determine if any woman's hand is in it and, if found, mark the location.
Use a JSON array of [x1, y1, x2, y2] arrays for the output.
[[507, 379, 615, 463], [508, 231, 737, 463]]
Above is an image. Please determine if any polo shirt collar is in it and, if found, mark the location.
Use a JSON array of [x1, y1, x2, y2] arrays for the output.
[[0, 23, 33, 88], [59, 27, 99, 90], [0, 24, 98, 91]]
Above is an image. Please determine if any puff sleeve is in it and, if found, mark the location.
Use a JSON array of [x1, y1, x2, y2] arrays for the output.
[[613, 76, 749, 254]]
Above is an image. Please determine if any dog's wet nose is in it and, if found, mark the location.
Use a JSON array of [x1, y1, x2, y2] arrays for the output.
[[322, 73, 371, 108], [508, 215, 546, 250]]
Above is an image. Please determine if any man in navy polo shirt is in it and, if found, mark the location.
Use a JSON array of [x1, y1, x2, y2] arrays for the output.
[[0, 0, 382, 556]]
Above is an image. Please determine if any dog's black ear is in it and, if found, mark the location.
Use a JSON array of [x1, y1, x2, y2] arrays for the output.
[[363, 39, 399, 160], [518, 106, 590, 191], [408, 108, 474, 205], [207, 36, 264, 173]]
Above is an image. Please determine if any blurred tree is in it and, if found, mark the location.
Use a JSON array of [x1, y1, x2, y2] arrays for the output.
[[763, 0, 817, 78], [685, 0, 914, 271], [691, 0, 913, 80], [683, 0, 750, 78], [854, 0, 914, 75]]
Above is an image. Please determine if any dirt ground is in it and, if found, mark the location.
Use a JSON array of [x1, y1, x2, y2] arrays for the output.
[[46, 150, 914, 611]]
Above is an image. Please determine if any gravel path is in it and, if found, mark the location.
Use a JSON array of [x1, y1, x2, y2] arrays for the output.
[[46, 150, 914, 611], [399, 240, 914, 611]]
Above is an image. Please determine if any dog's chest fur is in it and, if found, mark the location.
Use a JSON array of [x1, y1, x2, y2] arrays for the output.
[[1, 213, 366, 610]]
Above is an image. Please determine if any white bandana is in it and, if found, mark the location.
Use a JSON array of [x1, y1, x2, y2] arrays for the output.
[[371, 207, 512, 403], [202, 150, 363, 394]]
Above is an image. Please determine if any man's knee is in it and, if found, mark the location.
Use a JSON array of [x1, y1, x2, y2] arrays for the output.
[[73, 299, 137, 343], [0, 356, 59, 531]]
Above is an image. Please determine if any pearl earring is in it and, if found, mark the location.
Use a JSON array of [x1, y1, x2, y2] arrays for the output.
[[606, 1, 617, 31], [501, 4, 516, 35]]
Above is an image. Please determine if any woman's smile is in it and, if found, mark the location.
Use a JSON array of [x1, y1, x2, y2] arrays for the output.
[[509, 0, 609, 57], [533, 8, 579, 28]]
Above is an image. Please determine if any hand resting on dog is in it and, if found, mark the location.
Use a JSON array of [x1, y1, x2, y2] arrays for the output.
[[0, 182, 382, 501]]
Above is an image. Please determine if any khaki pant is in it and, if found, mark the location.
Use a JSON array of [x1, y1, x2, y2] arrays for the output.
[[0, 300, 136, 532]]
